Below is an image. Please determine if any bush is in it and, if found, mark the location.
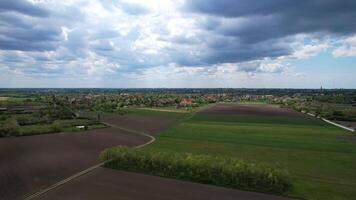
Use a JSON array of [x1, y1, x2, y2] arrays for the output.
[[16, 124, 62, 136], [0, 118, 20, 137], [40, 105, 75, 121], [0, 114, 10, 121], [100, 147, 291, 195], [16, 115, 45, 126]]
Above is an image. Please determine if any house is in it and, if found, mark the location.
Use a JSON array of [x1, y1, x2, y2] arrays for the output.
[[76, 125, 86, 129], [265, 95, 274, 100], [180, 99, 193, 106]]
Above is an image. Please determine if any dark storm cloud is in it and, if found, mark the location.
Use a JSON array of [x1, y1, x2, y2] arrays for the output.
[[2, 0, 353, 79], [0, 12, 33, 29], [192, 37, 290, 66], [203, 42, 291, 64], [177, 0, 356, 66], [162, 26, 293, 66], [184, 0, 291, 17], [0, 38, 57, 51], [0, 21, 62, 51], [0, 25, 61, 42], [0, 0, 49, 17], [0, 2, 62, 52], [185, 0, 356, 36], [184, 0, 356, 18]]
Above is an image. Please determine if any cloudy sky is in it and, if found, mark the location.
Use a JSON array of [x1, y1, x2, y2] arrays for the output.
[[0, 0, 355, 88]]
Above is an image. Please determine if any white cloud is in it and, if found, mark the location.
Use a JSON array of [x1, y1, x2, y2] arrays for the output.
[[0, 0, 355, 88], [332, 35, 356, 57], [291, 43, 328, 59]]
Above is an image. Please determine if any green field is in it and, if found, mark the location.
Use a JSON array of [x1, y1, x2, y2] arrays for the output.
[[0, 96, 9, 101], [136, 107, 192, 113], [0, 96, 35, 102], [144, 104, 356, 200], [125, 108, 189, 119]]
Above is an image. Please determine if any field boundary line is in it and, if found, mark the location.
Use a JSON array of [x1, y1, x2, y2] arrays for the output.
[[301, 111, 355, 132], [23, 123, 155, 200], [23, 104, 214, 200], [321, 118, 355, 132], [102, 122, 156, 149], [136, 107, 190, 113], [176, 103, 217, 123], [24, 162, 106, 200]]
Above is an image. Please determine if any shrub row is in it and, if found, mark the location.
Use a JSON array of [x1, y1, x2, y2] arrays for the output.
[[100, 147, 291, 195], [53, 119, 99, 128], [0, 118, 19, 137], [15, 115, 47, 126], [0, 118, 103, 137], [16, 124, 62, 136]]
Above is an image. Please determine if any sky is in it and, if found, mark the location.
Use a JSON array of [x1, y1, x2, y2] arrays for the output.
[[0, 0, 356, 88]]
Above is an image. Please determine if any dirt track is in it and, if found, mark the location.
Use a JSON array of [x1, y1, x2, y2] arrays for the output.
[[38, 168, 292, 200], [199, 104, 307, 117]]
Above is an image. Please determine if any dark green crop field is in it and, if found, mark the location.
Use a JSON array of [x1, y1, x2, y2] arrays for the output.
[[145, 104, 356, 200]]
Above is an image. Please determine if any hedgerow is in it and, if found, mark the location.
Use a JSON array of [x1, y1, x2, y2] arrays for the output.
[[100, 147, 291, 195]]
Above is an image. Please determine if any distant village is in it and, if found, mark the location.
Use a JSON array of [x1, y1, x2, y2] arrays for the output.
[[1, 88, 355, 124]]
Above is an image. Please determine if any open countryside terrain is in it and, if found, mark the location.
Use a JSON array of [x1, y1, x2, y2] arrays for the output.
[[36, 107, 292, 200], [144, 104, 356, 200], [1, 0, 356, 198], [0, 128, 149, 200], [1, 102, 355, 200], [0, 111, 178, 200], [99, 111, 181, 136], [38, 168, 290, 200]]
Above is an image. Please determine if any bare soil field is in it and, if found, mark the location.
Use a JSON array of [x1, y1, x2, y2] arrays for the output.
[[0, 128, 151, 200], [101, 113, 177, 135], [38, 168, 292, 200], [199, 104, 307, 118], [0, 112, 177, 200]]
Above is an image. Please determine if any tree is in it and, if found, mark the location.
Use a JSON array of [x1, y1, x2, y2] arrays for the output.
[[16, 115, 42, 126], [0, 118, 19, 137], [315, 104, 323, 117]]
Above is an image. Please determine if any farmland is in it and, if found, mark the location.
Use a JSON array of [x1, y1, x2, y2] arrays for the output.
[[0, 88, 355, 200], [1, 0, 356, 198], [38, 168, 290, 200], [144, 104, 356, 200], [33, 106, 293, 200], [0, 129, 148, 200], [0, 110, 178, 200]]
